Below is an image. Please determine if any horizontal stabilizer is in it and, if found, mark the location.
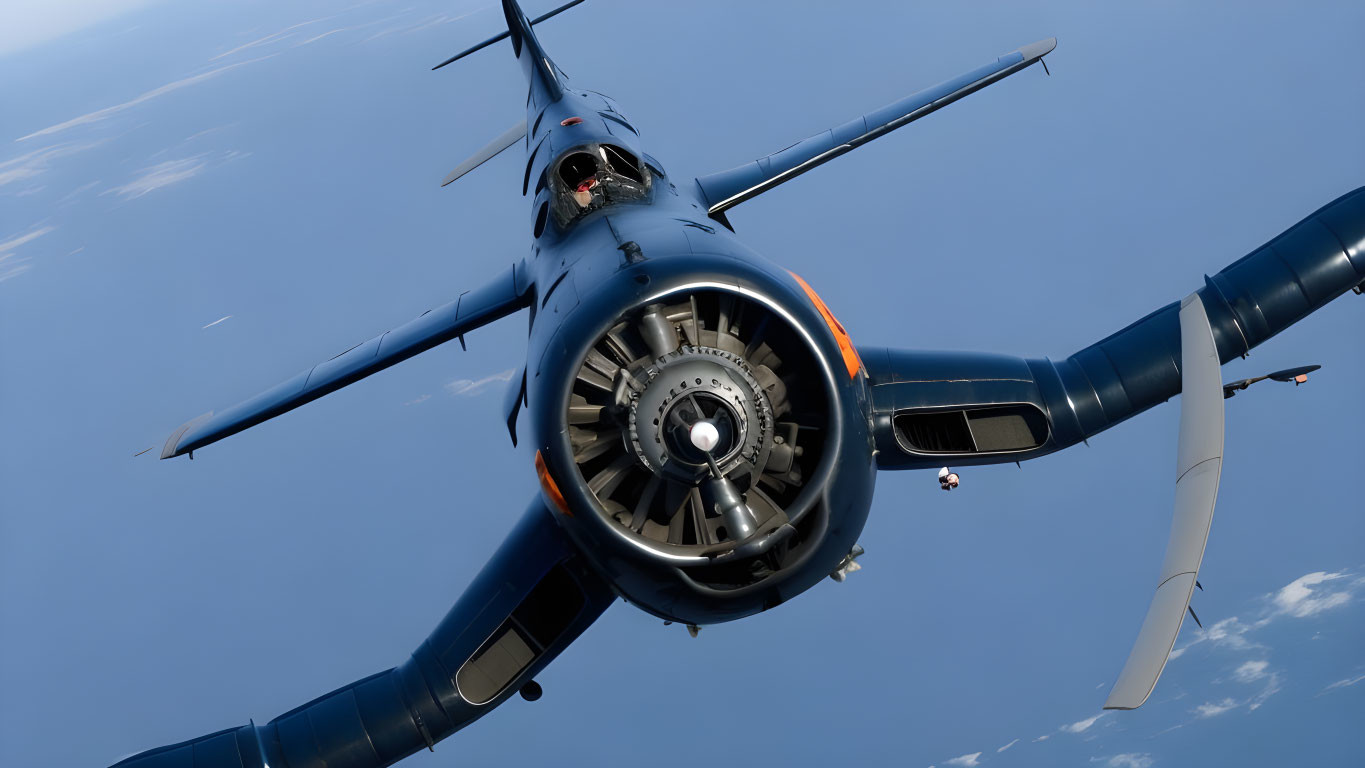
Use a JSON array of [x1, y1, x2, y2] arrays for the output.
[[442, 119, 527, 187], [1104, 293, 1224, 710], [694, 37, 1055, 217], [432, 0, 585, 70], [160, 263, 531, 459]]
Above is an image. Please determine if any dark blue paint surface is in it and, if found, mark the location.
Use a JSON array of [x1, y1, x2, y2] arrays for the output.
[[2, 1, 1362, 767]]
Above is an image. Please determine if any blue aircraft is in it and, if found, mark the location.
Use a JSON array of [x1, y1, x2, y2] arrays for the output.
[[115, 2, 1365, 765]]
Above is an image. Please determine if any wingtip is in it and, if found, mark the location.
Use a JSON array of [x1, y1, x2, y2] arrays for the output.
[[1102, 689, 1148, 711], [1019, 37, 1058, 61], [160, 411, 213, 460]]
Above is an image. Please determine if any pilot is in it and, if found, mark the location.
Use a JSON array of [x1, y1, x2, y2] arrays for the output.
[[571, 175, 597, 207], [938, 467, 960, 491]]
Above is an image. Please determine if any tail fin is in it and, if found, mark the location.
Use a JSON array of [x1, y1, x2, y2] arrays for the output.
[[431, 0, 581, 96], [502, 0, 566, 106]]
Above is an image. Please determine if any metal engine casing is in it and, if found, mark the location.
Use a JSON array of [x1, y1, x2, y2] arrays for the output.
[[526, 247, 876, 625]]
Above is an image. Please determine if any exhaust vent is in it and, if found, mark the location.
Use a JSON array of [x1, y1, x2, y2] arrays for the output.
[[894, 404, 1049, 454]]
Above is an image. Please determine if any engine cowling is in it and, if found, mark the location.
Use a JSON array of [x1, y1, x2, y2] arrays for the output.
[[571, 289, 828, 551], [539, 278, 875, 624]]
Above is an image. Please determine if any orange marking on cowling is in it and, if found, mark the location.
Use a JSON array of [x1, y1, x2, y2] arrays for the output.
[[535, 450, 572, 515], [789, 271, 862, 379]]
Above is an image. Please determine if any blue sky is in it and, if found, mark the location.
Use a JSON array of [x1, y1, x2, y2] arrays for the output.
[[1, 1, 1362, 766]]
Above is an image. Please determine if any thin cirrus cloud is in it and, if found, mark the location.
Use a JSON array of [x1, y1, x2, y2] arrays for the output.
[[0, 224, 55, 283], [941, 752, 982, 768], [209, 13, 339, 60], [0, 0, 160, 56], [996, 739, 1019, 753], [1091, 754, 1154, 768], [445, 369, 515, 397], [0, 140, 103, 188], [15, 55, 272, 143], [201, 315, 232, 329], [103, 155, 208, 199], [1190, 663, 1283, 719], [102, 150, 248, 199], [1320, 673, 1365, 694]]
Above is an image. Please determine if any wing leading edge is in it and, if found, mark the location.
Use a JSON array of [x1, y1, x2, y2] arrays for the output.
[[694, 38, 1055, 217], [161, 262, 532, 459]]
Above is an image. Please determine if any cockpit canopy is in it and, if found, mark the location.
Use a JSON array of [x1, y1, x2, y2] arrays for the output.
[[549, 143, 651, 229]]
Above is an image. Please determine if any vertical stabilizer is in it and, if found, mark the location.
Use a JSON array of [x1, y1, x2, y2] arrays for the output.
[[503, 0, 565, 106]]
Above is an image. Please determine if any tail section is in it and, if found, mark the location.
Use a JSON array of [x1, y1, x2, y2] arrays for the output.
[[502, 0, 566, 107]]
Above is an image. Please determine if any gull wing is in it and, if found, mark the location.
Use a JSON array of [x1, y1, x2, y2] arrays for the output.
[[161, 262, 531, 459], [110, 500, 615, 768]]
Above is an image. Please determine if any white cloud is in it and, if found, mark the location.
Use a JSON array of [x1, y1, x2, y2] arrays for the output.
[[1092, 754, 1154, 768], [1033, 734, 1050, 742], [404, 394, 431, 406], [16, 56, 271, 142], [1170, 568, 1359, 662], [1193, 697, 1238, 718], [1232, 660, 1269, 683], [1272, 571, 1352, 618], [210, 14, 338, 60], [104, 155, 207, 198], [1247, 672, 1282, 711], [445, 369, 515, 397], [1170, 615, 1263, 660], [0, 252, 32, 282], [0, 224, 55, 253], [0, 224, 55, 283], [295, 28, 350, 47], [59, 179, 102, 203], [1200, 616, 1261, 649], [943, 753, 981, 768], [996, 739, 1018, 753], [0, 0, 159, 56], [0, 140, 102, 188], [1322, 673, 1365, 693], [1061, 713, 1106, 734], [361, 7, 487, 43], [201, 315, 232, 329]]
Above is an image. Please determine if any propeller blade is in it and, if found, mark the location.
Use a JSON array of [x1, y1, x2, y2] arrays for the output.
[[1105, 292, 1224, 711]]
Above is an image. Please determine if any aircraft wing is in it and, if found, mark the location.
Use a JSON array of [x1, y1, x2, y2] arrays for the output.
[[694, 38, 1055, 217], [862, 186, 1365, 471], [110, 499, 616, 768], [160, 262, 532, 459], [441, 119, 527, 187]]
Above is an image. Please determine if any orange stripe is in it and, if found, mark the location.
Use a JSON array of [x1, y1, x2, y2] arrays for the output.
[[790, 271, 862, 379], [535, 450, 572, 516]]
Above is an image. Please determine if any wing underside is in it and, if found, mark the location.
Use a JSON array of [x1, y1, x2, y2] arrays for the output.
[[161, 262, 530, 458]]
